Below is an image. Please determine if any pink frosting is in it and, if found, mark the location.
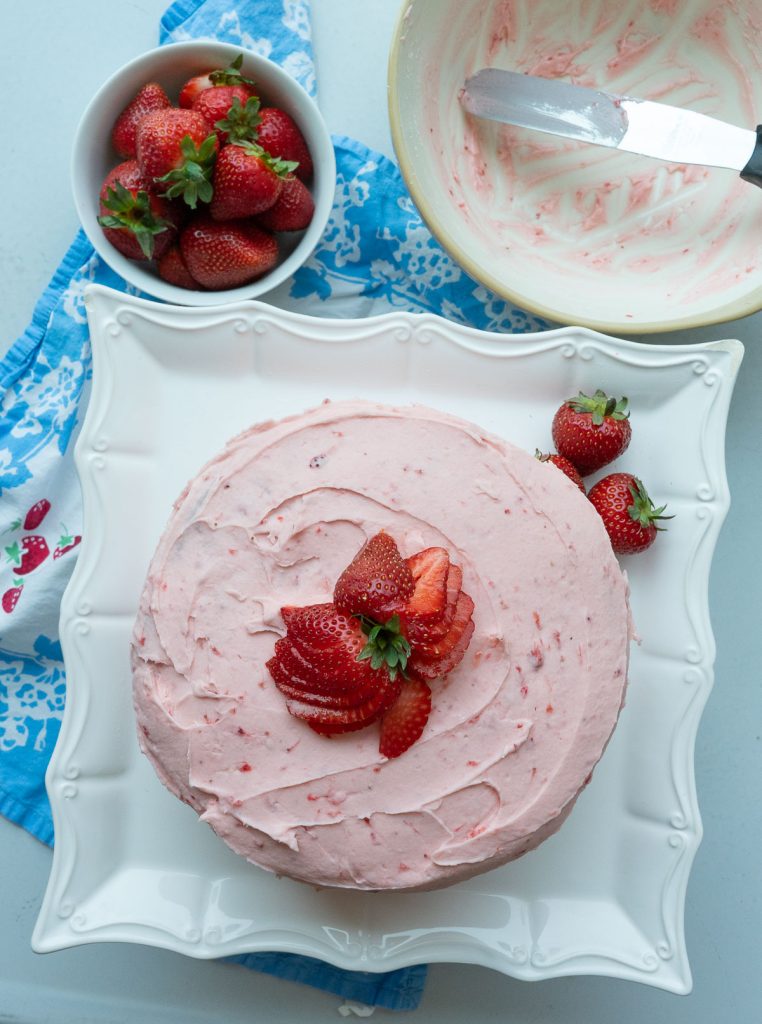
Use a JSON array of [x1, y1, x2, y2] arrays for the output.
[[132, 401, 631, 891]]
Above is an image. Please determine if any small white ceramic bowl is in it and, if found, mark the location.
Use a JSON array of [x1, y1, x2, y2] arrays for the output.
[[388, 0, 762, 333], [72, 40, 335, 305]]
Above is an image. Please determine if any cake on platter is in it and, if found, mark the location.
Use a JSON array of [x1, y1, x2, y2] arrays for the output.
[[131, 400, 631, 891]]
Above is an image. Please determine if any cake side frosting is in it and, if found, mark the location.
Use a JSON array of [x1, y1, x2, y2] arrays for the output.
[[132, 400, 631, 890]]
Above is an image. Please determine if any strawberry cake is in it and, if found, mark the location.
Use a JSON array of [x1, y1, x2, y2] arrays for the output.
[[132, 400, 631, 891]]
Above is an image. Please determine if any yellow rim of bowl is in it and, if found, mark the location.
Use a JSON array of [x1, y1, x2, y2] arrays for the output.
[[386, 2, 762, 336]]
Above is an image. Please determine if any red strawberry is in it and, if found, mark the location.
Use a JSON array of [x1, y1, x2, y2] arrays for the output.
[[257, 174, 315, 232], [179, 53, 257, 108], [53, 530, 82, 559], [111, 82, 171, 158], [255, 107, 313, 181], [403, 547, 449, 625], [179, 215, 278, 290], [267, 604, 402, 734], [23, 499, 51, 530], [5, 536, 49, 575], [334, 532, 415, 621], [98, 161, 179, 260], [587, 473, 672, 555], [136, 109, 218, 208], [551, 390, 631, 476], [407, 592, 475, 679], [2, 580, 23, 614], [379, 678, 432, 759], [194, 89, 261, 143], [157, 244, 199, 289], [535, 450, 585, 492], [405, 562, 462, 644], [210, 142, 296, 221]]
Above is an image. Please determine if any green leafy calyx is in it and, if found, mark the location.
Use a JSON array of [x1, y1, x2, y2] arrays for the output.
[[208, 53, 257, 89], [567, 389, 629, 427], [215, 95, 263, 144], [627, 478, 674, 532], [234, 138, 299, 177], [155, 133, 218, 209], [97, 182, 173, 258], [356, 614, 411, 682]]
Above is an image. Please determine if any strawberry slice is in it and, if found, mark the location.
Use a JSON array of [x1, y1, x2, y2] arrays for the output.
[[284, 677, 401, 735], [379, 679, 432, 758], [403, 547, 449, 625], [268, 655, 385, 710], [334, 532, 414, 620], [267, 602, 406, 733], [408, 592, 475, 679]]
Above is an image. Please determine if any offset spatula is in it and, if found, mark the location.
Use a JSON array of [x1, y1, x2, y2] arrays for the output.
[[460, 68, 762, 187]]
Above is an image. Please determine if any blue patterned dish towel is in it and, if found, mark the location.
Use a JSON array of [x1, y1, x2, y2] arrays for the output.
[[0, 0, 547, 1011]]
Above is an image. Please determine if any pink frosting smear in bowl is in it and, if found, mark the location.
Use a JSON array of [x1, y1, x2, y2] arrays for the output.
[[394, 0, 762, 329]]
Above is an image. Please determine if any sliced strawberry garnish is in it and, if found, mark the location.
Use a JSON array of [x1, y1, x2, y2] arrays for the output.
[[408, 591, 475, 679], [408, 619, 475, 681], [284, 677, 401, 735], [333, 532, 414, 620], [268, 602, 407, 733], [403, 547, 449, 625], [282, 603, 363, 652], [270, 638, 385, 703], [379, 678, 432, 758], [405, 561, 463, 644]]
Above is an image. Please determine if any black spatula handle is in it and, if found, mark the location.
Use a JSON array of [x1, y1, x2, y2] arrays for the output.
[[740, 125, 762, 188]]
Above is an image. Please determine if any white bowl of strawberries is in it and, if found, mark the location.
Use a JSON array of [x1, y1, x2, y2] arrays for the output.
[[72, 41, 335, 304]]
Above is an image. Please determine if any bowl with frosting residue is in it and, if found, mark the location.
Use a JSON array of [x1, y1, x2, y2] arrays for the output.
[[388, 0, 762, 333]]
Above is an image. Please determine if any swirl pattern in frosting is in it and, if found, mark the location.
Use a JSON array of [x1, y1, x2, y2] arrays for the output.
[[132, 401, 631, 890]]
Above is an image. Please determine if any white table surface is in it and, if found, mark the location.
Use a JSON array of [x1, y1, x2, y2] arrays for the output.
[[1, 2, 760, 1021]]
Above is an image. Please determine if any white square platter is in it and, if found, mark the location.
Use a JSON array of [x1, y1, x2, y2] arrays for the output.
[[33, 283, 743, 994]]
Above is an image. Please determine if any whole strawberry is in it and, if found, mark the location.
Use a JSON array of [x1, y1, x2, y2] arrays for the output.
[[209, 142, 297, 221], [157, 244, 199, 289], [588, 473, 672, 555], [535, 450, 585, 492], [255, 107, 313, 181], [195, 90, 261, 144], [98, 161, 179, 260], [257, 174, 315, 232], [136, 109, 218, 208], [180, 216, 278, 290], [551, 389, 631, 476], [178, 53, 257, 109], [111, 82, 171, 158]]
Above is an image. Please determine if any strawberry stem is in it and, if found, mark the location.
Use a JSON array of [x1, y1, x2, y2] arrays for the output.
[[567, 389, 629, 426], [356, 614, 411, 681], [627, 479, 674, 531], [208, 53, 257, 90], [155, 133, 218, 209], [97, 182, 174, 259], [215, 95, 263, 144]]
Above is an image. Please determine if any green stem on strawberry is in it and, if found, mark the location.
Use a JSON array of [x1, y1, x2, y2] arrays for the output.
[[155, 133, 218, 208], [567, 389, 629, 426], [356, 614, 411, 681], [627, 479, 674, 531], [208, 53, 257, 90], [97, 182, 174, 259], [215, 95, 263, 144], [230, 138, 299, 177]]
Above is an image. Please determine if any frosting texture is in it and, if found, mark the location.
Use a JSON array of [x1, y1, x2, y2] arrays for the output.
[[132, 401, 630, 890]]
